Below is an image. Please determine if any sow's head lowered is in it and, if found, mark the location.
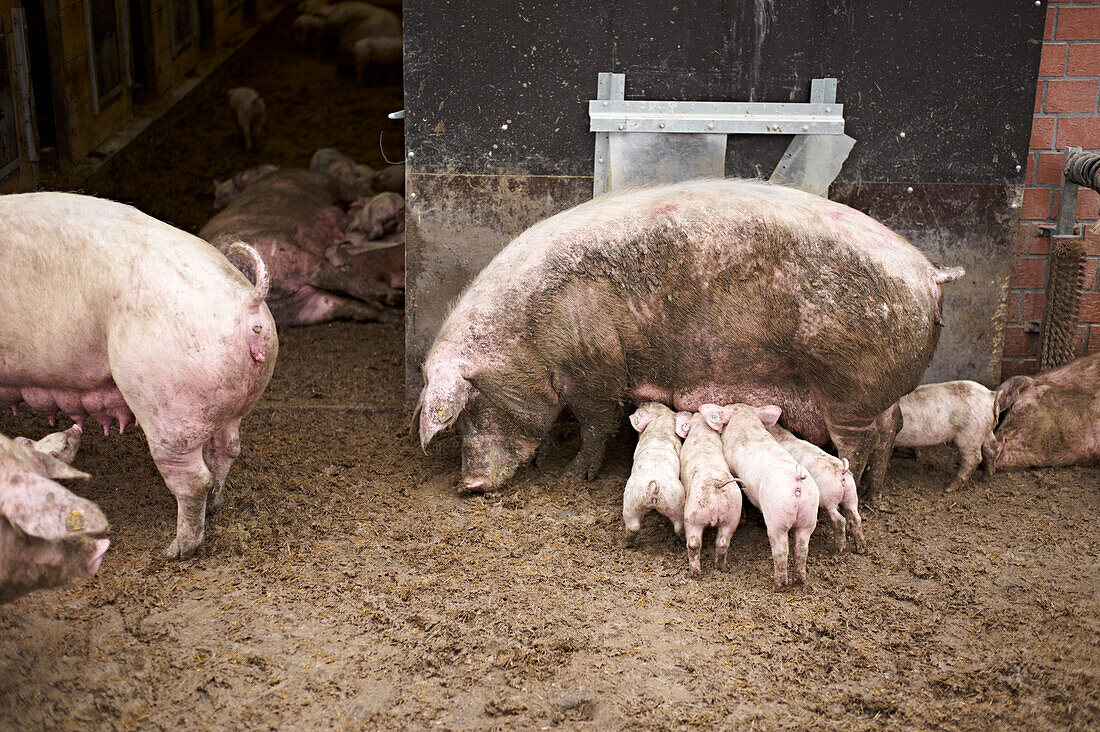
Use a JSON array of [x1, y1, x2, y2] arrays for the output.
[[414, 361, 545, 492]]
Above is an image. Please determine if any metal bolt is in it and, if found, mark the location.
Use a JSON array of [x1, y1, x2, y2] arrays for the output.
[[409, 192, 416, 199], [598, 157, 604, 163], [658, 122, 666, 129], [618, 124, 624, 130], [603, 101, 609, 106], [906, 186, 914, 193], [707, 122, 714, 130], [1035, 1, 1041, 5], [825, 107, 832, 113], [408, 151, 415, 157], [802, 125, 809, 131], [1010, 202, 1019, 208], [501, 124, 508, 130], [899, 131, 906, 138], [1016, 164, 1022, 172]]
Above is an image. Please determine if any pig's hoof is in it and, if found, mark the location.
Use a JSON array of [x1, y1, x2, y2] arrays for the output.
[[209, 485, 226, 512], [564, 457, 600, 482], [164, 536, 202, 560]]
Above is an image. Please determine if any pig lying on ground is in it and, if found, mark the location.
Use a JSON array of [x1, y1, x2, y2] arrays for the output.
[[768, 424, 864, 553], [228, 87, 266, 151], [310, 148, 374, 197], [214, 165, 279, 211], [353, 36, 402, 83], [372, 163, 404, 194], [416, 179, 963, 498], [622, 403, 686, 543], [321, 2, 401, 62], [346, 192, 404, 241], [995, 353, 1100, 468], [894, 380, 998, 492], [701, 404, 819, 589], [0, 432, 109, 604], [200, 168, 403, 326], [0, 193, 277, 558], [14, 425, 82, 464], [677, 412, 742, 573]]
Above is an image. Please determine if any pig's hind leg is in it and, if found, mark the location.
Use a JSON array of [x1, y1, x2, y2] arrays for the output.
[[202, 419, 242, 511], [148, 443, 213, 559]]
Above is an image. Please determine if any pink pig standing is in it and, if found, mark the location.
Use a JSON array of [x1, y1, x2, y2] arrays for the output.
[[700, 403, 819, 589], [0, 193, 278, 559], [676, 411, 742, 573], [228, 87, 266, 151], [768, 424, 864, 553], [0, 432, 109, 604], [622, 402, 686, 543]]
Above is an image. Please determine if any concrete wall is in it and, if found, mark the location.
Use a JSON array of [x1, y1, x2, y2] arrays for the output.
[[1003, 0, 1100, 379]]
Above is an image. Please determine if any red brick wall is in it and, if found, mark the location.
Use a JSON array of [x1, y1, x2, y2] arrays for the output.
[[1005, 0, 1100, 380]]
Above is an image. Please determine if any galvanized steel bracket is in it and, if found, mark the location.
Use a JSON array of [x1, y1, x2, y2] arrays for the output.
[[590, 73, 856, 197]]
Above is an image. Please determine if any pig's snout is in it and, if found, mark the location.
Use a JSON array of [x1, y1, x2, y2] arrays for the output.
[[86, 538, 110, 576]]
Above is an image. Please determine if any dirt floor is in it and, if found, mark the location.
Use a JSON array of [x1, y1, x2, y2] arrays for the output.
[[3, 7, 1100, 731]]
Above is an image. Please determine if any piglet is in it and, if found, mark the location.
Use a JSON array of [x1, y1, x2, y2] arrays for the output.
[[353, 36, 403, 83], [310, 147, 374, 196], [768, 424, 864, 554], [14, 424, 83, 465], [347, 192, 405, 240], [677, 411, 742, 573], [700, 403, 819, 589], [372, 163, 404, 194], [622, 402, 686, 543], [894, 380, 998, 492], [227, 87, 266, 151], [0, 433, 109, 604], [213, 164, 279, 211]]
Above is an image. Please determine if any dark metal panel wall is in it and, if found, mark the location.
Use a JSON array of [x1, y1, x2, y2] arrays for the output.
[[404, 0, 1046, 393]]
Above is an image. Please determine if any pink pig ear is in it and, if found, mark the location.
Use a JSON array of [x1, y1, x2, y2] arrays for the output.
[[753, 405, 782, 428], [629, 409, 654, 433], [840, 457, 850, 472], [674, 413, 691, 438]]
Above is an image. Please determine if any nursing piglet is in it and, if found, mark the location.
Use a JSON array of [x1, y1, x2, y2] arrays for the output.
[[677, 412, 742, 573], [894, 380, 997, 492], [622, 403, 686, 543], [768, 424, 864, 554], [700, 403, 818, 589]]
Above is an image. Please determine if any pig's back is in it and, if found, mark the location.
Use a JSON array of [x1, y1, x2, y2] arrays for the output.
[[0, 193, 256, 379], [442, 179, 937, 349]]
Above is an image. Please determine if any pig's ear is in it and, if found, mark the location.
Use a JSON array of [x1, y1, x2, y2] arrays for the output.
[[674, 412, 692, 438], [36, 452, 90, 481], [629, 409, 654, 433], [0, 471, 108, 540], [754, 405, 782, 428], [13, 436, 34, 449], [699, 404, 725, 431], [995, 375, 1034, 415]]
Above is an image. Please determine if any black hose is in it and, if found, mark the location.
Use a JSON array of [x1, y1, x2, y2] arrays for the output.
[[1063, 151, 1100, 192]]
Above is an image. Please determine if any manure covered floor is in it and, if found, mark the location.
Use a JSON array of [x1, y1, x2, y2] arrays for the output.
[[2, 7, 1099, 731]]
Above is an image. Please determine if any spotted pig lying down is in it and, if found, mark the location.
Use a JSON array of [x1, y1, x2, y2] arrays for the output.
[[416, 178, 964, 498], [0, 192, 278, 558], [995, 353, 1100, 469]]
